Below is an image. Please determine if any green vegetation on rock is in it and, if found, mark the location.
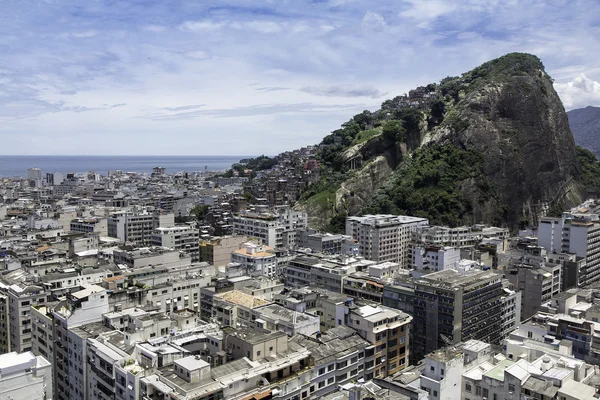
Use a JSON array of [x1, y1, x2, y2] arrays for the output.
[[577, 146, 600, 191], [364, 144, 490, 226]]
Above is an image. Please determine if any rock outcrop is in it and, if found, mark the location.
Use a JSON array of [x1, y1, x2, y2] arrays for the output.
[[299, 53, 586, 231]]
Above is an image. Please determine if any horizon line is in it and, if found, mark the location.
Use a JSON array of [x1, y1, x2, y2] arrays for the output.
[[0, 154, 263, 157]]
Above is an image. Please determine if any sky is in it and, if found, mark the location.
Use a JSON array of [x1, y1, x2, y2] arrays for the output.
[[1, 0, 600, 156]]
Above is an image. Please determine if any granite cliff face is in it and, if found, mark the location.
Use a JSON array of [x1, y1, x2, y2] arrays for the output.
[[299, 53, 586, 231]]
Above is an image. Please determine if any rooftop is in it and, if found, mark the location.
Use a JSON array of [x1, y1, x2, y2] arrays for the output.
[[215, 290, 270, 309]]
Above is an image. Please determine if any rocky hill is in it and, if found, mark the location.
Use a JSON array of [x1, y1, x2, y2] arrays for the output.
[[568, 106, 600, 157], [298, 53, 586, 231]]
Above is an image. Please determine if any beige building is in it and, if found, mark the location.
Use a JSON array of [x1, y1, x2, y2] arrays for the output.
[[199, 235, 248, 266], [345, 303, 413, 379]]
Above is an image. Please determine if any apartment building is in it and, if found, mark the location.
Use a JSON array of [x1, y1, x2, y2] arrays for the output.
[[538, 204, 600, 286], [0, 351, 53, 400], [0, 278, 49, 353], [70, 217, 108, 236], [412, 245, 461, 271], [51, 284, 110, 400], [345, 303, 413, 379], [199, 235, 248, 266], [231, 242, 277, 278], [504, 263, 562, 320], [108, 209, 174, 246], [412, 269, 505, 362], [151, 225, 200, 261], [291, 326, 370, 398], [346, 214, 428, 266], [232, 206, 307, 248]]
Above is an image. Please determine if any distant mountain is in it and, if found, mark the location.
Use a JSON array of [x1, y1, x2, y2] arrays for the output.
[[297, 53, 585, 231], [568, 106, 600, 157]]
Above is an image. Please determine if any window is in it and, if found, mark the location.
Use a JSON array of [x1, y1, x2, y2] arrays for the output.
[[465, 383, 472, 392], [433, 390, 438, 397], [482, 388, 488, 398], [327, 377, 334, 384], [508, 384, 515, 392], [319, 368, 325, 375], [475, 386, 481, 395], [430, 366, 435, 372], [319, 381, 325, 388], [257, 351, 261, 356], [328, 364, 334, 372]]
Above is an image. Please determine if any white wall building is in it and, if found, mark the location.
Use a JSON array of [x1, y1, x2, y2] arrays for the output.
[[231, 242, 278, 278], [412, 245, 461, 271], [538, 206, 600, 286], [346, 214, 428, 266], [151, 225, 200, 261], [0, 351, 53, 400]]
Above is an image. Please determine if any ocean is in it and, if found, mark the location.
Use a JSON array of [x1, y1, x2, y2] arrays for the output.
[[0, 155, 250, 178]]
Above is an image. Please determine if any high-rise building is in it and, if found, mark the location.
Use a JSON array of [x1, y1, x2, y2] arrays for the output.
[[0, 351, 53, 400], [108, 209, 174, 246], [46, 172, 64, 186], [0, 280, 49, 354], [538, 202, 600, 286], [27, 167, 42, 180], [345, 303, 412, 379], [233, 206, 307, 248], [151, 225, 200, 261], [411, 269, 506, 362], [346, 214, 428, 266], [51, 284, 110, 400]]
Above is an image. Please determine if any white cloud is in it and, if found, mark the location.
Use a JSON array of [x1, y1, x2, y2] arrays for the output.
[[301, 85, 387, 99], [1, 0, 600, 154], [184, 51, 211, 60], [399, 0, 456, 28], [361, 11, 386, 32], [179, 20, 226, 32], [555, 74, 600, 110]]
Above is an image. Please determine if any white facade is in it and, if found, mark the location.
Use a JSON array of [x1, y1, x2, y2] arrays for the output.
[[233, 207, 308, 248], [0, 351, 53, 400], [420, 352, 464, 400], [538, 211, 600, 286], [151, 225, 200, 261], [412, 245, 461, 271], [231, 242, 277, 278], [346, 214, 428, 266], [108, 210, 175, 246]]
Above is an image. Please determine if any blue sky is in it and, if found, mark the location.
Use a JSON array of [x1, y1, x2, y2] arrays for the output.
[[1, 0, 599, 155]]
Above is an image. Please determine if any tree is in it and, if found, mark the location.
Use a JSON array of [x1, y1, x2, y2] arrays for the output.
[[382, 120, 406, 143], [190, 205, 210, 221]]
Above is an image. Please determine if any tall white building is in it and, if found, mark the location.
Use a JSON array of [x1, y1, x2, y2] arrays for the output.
[[51, 284, 110, 400], [0, 351, 53, 400], [27, 167, 42, 180], [108, 209, 175, 246], [412, 245, 461, 271], [233, 206, 308, 248], [46, 172, 64, 186], [538, 203, 600, 286], [151, 225, 200, 261], [27, 167, 43, 187], [346, 214, 428, 266]]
